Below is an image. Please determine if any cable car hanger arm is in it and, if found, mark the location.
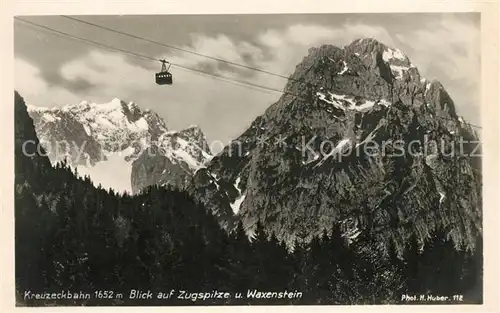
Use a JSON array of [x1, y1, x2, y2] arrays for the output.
[[159, 59, 171, 72]]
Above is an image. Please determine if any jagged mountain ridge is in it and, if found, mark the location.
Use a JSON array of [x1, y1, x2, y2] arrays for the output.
[[28, 98, 212, 193], [188, 38, 482, 255], [15, 89, 483, 305]]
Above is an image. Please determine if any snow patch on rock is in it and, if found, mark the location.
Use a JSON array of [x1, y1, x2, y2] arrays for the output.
[[317, 92, 390, 112], [230, 194, 246, 214], [382, 48, 407, 62], [338, 60, 349, 75]]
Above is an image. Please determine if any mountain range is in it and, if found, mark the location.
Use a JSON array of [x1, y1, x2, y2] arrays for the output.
[[16, 88, 482, 305], [28, 98, 212, 193], [28, 38, 482, 255]]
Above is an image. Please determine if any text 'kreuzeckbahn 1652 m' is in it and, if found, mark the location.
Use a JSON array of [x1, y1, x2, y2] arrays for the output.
[[24, 289, 304, 302]]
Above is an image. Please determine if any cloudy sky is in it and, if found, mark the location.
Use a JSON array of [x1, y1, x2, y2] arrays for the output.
[[14, 13, 480, 144]]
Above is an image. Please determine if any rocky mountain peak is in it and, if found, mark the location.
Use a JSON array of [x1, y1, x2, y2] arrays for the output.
[[270, 38, 459, 131], [346, 38, 409, 61], [28, 98, 212, 194], [188, 39, 481, 254], [176, 125, 210, 152]]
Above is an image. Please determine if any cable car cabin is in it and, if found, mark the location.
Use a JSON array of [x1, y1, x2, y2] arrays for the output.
[[156, 59, 173, 85], [156, 71, 172, 85]]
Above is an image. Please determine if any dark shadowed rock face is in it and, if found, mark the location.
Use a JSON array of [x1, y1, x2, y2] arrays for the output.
[[190, 38, 482, 255], [131, 145, 192, 193], [130, 125, 213, 194]]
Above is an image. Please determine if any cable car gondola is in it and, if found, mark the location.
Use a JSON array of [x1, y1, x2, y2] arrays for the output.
[[156, 59, 173, 85]]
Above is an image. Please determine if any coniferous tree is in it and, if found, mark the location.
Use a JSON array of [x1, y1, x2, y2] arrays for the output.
[[14, 90, 482, 306]]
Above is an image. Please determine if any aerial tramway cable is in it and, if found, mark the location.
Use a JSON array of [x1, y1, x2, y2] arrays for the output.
[[15, 17, 482, 131], [60, 15, 294, 82], [15, 17, 289, 96]]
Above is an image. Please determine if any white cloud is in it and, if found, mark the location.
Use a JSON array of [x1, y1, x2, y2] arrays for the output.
[[394, 15, 480, 124], [20, 18, 480, 145], [15, 59, 47, 94], [186, 34, 264, 65], [162, 23, 395, 93], [14, 58, 80, 107], [60, 50, 152, 99], [397, 15, 479, 82]]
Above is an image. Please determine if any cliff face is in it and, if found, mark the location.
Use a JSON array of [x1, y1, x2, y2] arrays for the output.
[[131, 125, 212, 194], [189, 38, 482, 255]]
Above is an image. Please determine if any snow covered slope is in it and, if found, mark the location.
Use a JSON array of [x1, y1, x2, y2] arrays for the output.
[[28, 98, 212, 193]]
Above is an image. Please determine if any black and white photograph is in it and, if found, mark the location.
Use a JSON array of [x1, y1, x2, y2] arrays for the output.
[[5, 2, 498, 309]]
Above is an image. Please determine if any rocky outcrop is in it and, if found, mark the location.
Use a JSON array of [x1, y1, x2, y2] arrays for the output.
[[131, 125, 212, 194], [190, 38, 482, 256]]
